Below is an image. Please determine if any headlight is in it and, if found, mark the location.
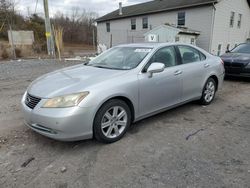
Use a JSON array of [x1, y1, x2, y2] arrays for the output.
[[42, 92, 89, 108]]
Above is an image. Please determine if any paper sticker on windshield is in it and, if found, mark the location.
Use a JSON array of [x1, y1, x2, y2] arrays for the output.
[[134, 49, 152, 53]]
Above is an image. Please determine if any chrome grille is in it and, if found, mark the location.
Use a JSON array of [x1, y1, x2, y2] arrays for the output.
[[25, 93, 41, 109]]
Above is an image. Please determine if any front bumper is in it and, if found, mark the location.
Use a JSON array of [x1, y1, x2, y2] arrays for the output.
[[21, 94, 96, 141], [224, 62, 250, 77], [225, 72, 250, 77]]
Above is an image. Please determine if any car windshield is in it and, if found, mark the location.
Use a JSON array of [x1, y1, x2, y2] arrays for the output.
[[87, 47, 152, 70], [230, 44, 250, 54]]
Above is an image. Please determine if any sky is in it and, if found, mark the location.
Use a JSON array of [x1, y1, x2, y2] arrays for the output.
[[17, 0, 152, 18]]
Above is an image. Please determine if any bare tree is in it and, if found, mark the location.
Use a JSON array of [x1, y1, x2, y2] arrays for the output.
[[53, 8, 98, 45]]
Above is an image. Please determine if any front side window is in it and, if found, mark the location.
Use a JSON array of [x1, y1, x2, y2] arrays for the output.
[[230, 11, 235, 27], [178, 12, 185, 26], [106, 22, 110, 32], [87, 47, 151, 70], [142, 17, 148, 29], [178, 45, 201, 64], [131, 18, 136, 30], [238, 14, 242, 28], [148, 46, 177, 68]]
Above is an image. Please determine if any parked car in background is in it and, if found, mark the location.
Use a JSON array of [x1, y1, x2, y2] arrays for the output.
[[221, 43, 250, 77], [21, 43, 224, 143]]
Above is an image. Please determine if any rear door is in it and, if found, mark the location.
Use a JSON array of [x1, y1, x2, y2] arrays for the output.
[[176, 45, 207, 101]]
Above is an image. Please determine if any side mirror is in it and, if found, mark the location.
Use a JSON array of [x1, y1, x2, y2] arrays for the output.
[[147, 62, 165, 77]]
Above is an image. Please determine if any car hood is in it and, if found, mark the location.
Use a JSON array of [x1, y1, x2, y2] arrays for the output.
[[220, 53, 250, 64], [28, 64, 128, 98]]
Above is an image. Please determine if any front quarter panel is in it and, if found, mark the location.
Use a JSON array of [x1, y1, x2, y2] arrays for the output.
[[78, 71, 139, 120]]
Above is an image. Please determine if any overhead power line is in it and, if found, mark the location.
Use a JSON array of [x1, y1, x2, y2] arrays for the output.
[[35, 0, 38, 14]]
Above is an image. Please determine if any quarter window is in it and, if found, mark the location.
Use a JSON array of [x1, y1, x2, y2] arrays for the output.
[[230, 11, 235, 27], [178, 46, 201, 64], [178, 12, 185, 26], [106, 22, 110, 32], [131, 18, 136, 30], [147, 46, 177, 69], [200, 52, 206, 61], [142, 17, 148, 29]]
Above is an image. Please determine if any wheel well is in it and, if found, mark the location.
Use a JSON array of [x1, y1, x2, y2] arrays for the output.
[[98, 96, 135, 123], [111, 96, 135, 122], [209, 75, 219, 91]]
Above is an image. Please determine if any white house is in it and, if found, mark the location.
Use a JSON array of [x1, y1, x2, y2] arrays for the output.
[[96, 0, 250, 55]]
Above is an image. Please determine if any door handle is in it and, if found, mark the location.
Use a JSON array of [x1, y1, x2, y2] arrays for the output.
[[204, 63, 210, 68], [174, 70, 183, 75]]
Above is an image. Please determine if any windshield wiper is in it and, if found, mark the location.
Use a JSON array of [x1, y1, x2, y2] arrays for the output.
[[90, 65, 124, 70], [93, 65, 117, 70]]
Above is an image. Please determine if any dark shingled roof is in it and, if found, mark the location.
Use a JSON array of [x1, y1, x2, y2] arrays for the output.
[[96, 0, 218, 23]]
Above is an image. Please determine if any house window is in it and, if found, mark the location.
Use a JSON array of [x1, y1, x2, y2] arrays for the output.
[[230, 11, 235, 27], [178, 12, 185, 26], [175, 36, 180, 42], [131, 18, 136, 30], [191, 38, 195, 44], [106, 22, 110, 32], [217, 44, 222, 56], [142, 17, 148, 29], [238, 14, 242, 28], [226, 44, 230, 51]]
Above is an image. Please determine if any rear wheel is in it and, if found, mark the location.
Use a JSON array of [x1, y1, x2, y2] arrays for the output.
[[199, 78, 216, 105], [93, 99, 131, 143]]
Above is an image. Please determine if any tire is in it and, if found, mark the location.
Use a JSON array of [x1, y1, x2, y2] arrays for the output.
[[93, 99, 131, 143], [199, 77, 217, 105]]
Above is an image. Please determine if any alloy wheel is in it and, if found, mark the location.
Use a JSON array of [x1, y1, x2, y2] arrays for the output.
[[204, 81, 215, 103], [101, 106, 128, 139]]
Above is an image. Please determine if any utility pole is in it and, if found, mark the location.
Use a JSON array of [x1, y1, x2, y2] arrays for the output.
[[43, 0, 55, 57], [92, 28, 95, 51], [9, 24, 16, 59]]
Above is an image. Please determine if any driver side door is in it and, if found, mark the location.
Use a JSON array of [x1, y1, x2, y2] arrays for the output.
[[138, 46, 182, 117]]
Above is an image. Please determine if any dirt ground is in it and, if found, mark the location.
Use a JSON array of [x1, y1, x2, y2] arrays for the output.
[[0, 60, 249, 188]]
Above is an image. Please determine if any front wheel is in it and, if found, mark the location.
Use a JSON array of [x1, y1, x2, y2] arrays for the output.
[[93, 99, 131, 143], [199, 78, 217, 105]]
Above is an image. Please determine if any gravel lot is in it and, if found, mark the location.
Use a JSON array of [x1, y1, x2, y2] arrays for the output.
[[0, 60, 250, 188]]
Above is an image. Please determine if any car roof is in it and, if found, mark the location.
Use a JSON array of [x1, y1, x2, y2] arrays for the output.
[[116, 42, 189, 49]]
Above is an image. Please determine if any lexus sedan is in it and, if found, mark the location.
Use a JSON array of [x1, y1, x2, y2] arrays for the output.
[[21, 43, 224, 143], [221, 43, 250, 77]]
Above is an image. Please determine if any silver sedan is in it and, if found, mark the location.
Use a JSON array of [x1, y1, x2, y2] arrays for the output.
[[21, 43, 225, 143]]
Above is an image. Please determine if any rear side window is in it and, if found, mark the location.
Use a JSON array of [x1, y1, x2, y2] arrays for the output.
[[178, 46, 202, 64]]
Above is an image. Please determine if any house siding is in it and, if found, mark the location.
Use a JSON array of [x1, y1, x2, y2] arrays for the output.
[[211, 0, 250, 55], [97, 6, 214, 51], [148, 6, 214, 50]]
